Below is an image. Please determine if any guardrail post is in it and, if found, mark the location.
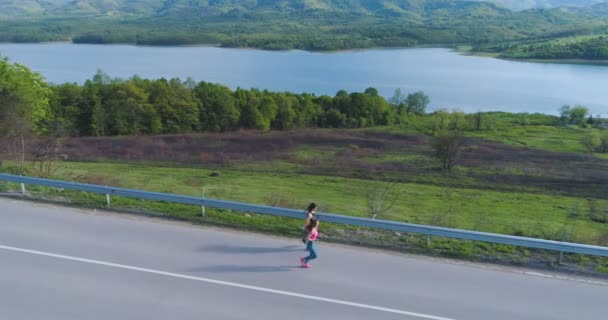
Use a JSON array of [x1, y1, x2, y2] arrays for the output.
[[105, 186, 110, 207], [20, 183, 26, 195]]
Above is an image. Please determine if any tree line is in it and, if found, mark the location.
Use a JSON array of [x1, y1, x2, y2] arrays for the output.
[[478, 36, 608, 60], [43, 71, 432, 137], [0, 57, 432, 138]]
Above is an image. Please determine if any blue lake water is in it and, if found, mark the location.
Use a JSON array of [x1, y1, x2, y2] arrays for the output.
[[1, 43, 606, 116]]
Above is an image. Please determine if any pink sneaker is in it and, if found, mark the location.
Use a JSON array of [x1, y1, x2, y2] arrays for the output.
[[300, 258, 306, 266], [302, 263, 311, 269]]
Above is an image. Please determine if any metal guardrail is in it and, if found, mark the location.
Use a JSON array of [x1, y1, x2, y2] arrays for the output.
[[1, 173, 608, 257]]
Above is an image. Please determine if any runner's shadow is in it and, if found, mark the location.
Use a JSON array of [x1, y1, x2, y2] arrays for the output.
[[189, 265, 298, 273], [198, 244, 303, 254]]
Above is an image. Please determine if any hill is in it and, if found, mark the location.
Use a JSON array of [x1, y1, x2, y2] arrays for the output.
[[1, 0, 607, 51], [476, 34, 608, 60], [564, 1, 608, 18]]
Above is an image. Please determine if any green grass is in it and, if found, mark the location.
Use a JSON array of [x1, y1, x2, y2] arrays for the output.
[[467, 125, 594, 153], [3, 160, 606, 246], [2, 159, 607, 273]]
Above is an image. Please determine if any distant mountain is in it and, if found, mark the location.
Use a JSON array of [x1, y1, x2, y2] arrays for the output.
[[0, 0, 51, 17], [467, 0, 605, 10], [2, 0, 607, 19], [564, 1, 608, 17], [0, 0, 162, 18], [0, 0, 508, 18], [48, 0, 163, 16]]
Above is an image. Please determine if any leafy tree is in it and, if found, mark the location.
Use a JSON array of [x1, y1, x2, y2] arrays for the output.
[[389, 88, 408, 115], [600, 131, 608, 153], [581, 131, 601, 153], [47, 83, 82, 136], [151, 78, 199, 133], [76, 80, 102, 136], [257, 93, 278, 130], [0, 57, 51, 172], [195, 82, 239, 132], [0, 57, 50, 135], [235, 88, 265, 130], [273, 93, 297, 130], [294, 94, 322, 128], [406, 91, 430, 115], [569, 105, 589, 126], [559, 105, 571, 125], [324, 108, 347, 128]]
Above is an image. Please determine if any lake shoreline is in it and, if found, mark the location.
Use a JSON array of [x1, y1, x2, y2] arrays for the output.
[[4, 40, 608, 64], [455, 46, 608, 65]]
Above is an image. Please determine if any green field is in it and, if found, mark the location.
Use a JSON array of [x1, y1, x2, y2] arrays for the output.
[[2, 159, 606, 247]]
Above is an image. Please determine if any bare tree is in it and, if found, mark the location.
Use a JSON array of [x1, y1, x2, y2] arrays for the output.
[[366, 181, 401, 220], [0, 112, 32, 174], [31, 135, 64, 176], [432, 130, 464, 171]]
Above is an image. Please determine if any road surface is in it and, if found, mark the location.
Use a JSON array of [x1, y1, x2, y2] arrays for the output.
[[0, 197, 605, 320]]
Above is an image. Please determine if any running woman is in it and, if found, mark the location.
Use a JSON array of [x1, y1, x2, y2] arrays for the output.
[[300, 218, 319, 268], [302, 202, 317, 244]]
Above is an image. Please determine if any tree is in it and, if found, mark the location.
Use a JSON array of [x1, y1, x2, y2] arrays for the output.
[[366, 181, 400, 220], [151, 78, 199, 133], [433, 131, 464, 171], [31, 133, 64, 176], [429, 109, 465, 135], [294, 94, 322, 128], [581, 131, 601, 153], [474, 111, 482, 130], [273, 93, 297, 130], [258, 94, 278, 130], [600, 131, 608, 153], [47, 83, 81, 136], [324, 108, 346, 128], [569, 105, 588, 126], [0, 57, 51, 172], [389, 88, 407, 110], [406, 91, 430, 115], [559, 105, 571, 125], [195, 82, 238, 132]]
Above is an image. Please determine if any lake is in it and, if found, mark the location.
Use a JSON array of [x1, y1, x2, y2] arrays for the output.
[[0, 43, 607, 116]]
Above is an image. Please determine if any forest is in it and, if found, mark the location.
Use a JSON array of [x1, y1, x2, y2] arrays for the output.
[[1, 0, 608, 52]]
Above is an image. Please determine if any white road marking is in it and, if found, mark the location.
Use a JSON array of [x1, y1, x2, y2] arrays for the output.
[[0, 244, 455, 320]]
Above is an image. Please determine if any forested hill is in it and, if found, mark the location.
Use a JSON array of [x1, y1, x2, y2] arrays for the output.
[[1, 0, 608, 51], [1, 0, 508, 18]]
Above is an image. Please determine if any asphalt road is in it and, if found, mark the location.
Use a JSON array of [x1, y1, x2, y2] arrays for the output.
[[0, 197, 605, 320]]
